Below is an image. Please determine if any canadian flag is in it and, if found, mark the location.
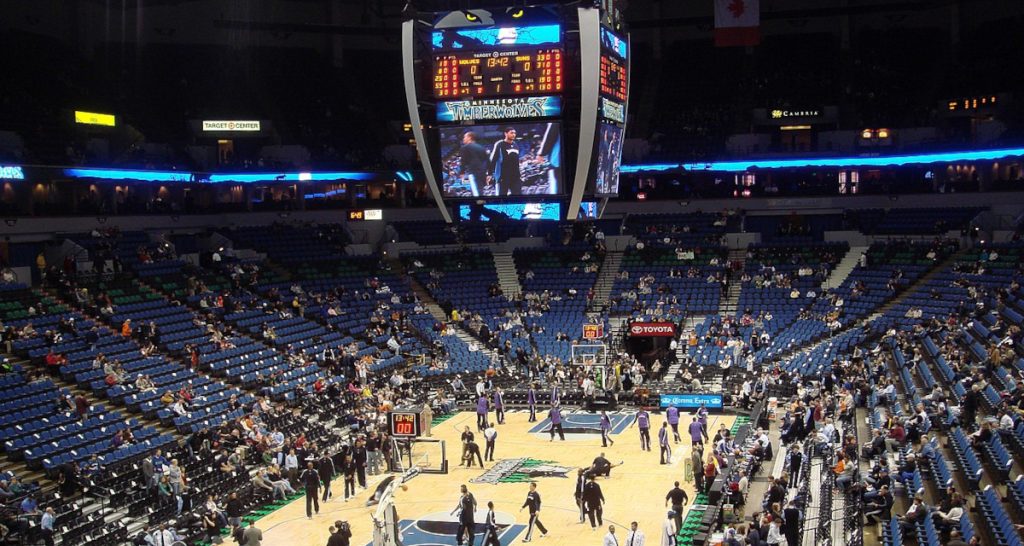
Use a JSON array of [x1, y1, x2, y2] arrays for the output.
[[714, 0, 760, 47]]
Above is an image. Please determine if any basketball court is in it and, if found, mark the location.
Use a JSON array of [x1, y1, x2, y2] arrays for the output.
[[254, 410, 736, 546]]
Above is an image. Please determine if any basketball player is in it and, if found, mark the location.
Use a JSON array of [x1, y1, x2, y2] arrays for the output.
[[527, 383, 538, 422], [493, 388, 505, 425], [488, 127, 523, 196], [548, 404, 565, 441], [632, 407, 651, 451], [483, 501, 501, 546], [666, 404, 681, 443], [574, 469, 587, 523], [452, 484, 477, 546], [476, 394, 489, 431], [520, 482, 548, 542], [658, 422, 671, 465], [600, 411, 615, 447]]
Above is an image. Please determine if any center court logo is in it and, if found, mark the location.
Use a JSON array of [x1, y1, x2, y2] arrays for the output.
[[470, 458, 571, 484]]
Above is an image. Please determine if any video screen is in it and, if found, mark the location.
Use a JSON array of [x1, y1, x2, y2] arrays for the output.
[[578, 201, 599, 219], [458, 202, 561, 221], [439, 122, 562, 198], [595, 122, 623, 196], [432, 24, 561, 49]]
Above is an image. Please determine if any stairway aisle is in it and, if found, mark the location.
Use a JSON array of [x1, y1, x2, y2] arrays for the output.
[[822, 245, 868, 291], [588, 250, 623, 313], [718, 249, 746, 317], [492, 252, 522, 297]]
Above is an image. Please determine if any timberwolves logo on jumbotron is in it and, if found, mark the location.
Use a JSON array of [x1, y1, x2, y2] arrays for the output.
[[470, 458, 571, 484]]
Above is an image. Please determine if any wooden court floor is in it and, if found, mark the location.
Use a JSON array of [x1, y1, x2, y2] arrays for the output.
[[255, 410, 735, 546]]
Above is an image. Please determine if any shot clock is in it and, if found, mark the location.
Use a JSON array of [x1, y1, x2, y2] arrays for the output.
[[388, 408, 423, 438]]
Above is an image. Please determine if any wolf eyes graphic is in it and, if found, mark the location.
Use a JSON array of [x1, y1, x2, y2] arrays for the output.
[[434, 6, 557, 29]]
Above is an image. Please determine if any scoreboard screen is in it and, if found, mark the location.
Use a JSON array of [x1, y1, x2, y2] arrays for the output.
[[599, 53, 627, 102], [388, 410, 421, 438], [434, 48, 564, 99]]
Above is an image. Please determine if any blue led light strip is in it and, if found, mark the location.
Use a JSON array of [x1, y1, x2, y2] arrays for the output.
[[620, 147, 1024, 174], [207, 172, 375, 183], [63, 168, 195, 182]]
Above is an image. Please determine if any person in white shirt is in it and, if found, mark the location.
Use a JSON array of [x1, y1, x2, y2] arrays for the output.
[[766, 519, 784, 545], [1000, 412, 1015, 431], [604, 524, 619, 546], [475, 379, 486, 397], [625, 521, 645, 546], [660, 511, 676, 546]]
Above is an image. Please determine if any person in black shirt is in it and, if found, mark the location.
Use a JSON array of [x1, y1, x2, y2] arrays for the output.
[[225, 492, 243, 527], [341, 454, 357, 501], [464, 439, 484, 468], [582, 475, 605, 529], [665, 481, 689, 532], [300, 461, 320, 519], [459, 131, 490, 197], [352, 440, 368, 489], [782, 499, 801, 546], [488, 127, 523, 196], [318, 453, 335, 502], [788, 445, 804, 487], [574, 469, 587, 523], [451, 485, 477, 546], [482, 500, 501, 546], [520, 482, 548, 542]]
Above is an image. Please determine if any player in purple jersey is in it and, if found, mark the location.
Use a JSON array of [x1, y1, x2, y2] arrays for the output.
[[631, 408, 651, 451], [548, 404, 565, 441], [666, 404, 681, 443]]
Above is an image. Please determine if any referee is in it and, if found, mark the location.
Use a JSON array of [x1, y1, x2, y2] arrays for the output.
[[520, 482, 548, 542]]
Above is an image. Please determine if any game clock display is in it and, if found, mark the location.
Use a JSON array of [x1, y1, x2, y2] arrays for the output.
[[434, 48, 563, 98], [599, 54, 627, 102], [388, 411, 421, 437]]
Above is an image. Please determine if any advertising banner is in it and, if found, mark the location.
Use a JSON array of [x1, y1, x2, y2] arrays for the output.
[[659, 393, 724, 409]]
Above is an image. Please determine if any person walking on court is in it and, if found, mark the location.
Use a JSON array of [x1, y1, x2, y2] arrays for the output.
[[452, 484, 477, 546], [318, 452, 335, 502], [626, 521, 646, 546], [665, 482, 689, 534], [300, 461, 320, 519], [243, 521, 263, 546], [603, 525, 619, 546], [483, 501, 501, 546], [353, 438, 368, 489], [659, 422, 672, 465], [687, 417, 703, 447], [483, 423, 498, 462], [527, 383, 538, 422], [574, 468, 587, 523], [600, 411, 615, 447], [520, 482, 548, 542], [660, 511, 677, 546], [493, 388, 505, 425], [476, 394, 489, 431], [583, 475, 605, 530], [548, 404, 566, 441], [666, 404, 680, 443], [632, 408, 651, 451], [341, 454, 357, 501]]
